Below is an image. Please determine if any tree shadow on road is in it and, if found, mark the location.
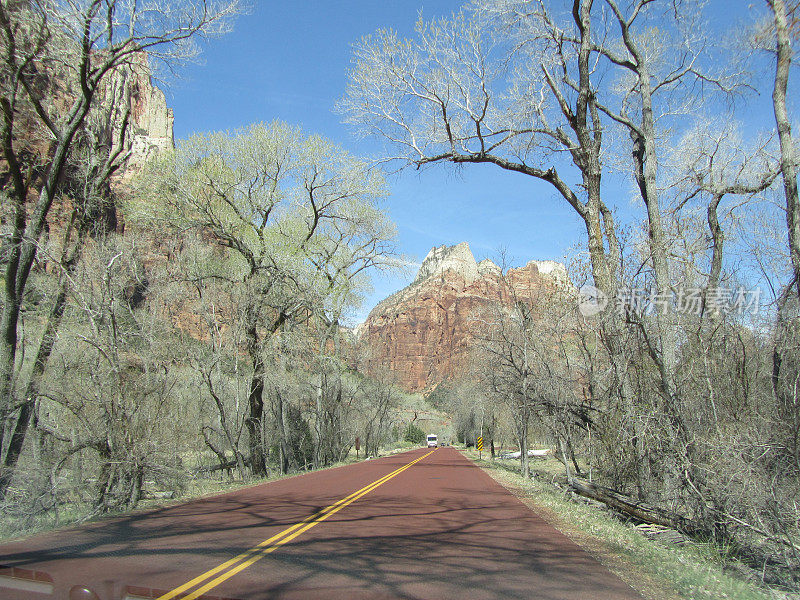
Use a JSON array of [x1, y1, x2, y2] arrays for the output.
[[0, 451, 642, 600]]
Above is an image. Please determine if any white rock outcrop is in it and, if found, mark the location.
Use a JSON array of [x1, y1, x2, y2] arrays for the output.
[[414, 242, 480, 285], [529, 260, 569, 285], [100, 52, 175, 180], [477, 258, 501, 277]]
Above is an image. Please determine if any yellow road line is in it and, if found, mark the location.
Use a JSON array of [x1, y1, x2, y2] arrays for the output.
[[156, 449, 435, 600], [156, 455, 423, 599]]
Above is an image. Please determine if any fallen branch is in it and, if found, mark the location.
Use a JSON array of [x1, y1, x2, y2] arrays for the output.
[[568, 477, 695, 532]]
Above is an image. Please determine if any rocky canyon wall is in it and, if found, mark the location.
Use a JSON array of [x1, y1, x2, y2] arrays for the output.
[[358, 242, 569, 392]]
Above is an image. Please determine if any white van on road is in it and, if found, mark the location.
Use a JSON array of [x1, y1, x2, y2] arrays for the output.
[[426, 434, 438, 448]]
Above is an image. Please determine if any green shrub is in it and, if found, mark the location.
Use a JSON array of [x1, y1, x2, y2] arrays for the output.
[[402, 422, 426, 445]]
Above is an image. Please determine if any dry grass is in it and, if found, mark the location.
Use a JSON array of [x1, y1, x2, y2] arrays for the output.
[[464, 450, 790, 600]]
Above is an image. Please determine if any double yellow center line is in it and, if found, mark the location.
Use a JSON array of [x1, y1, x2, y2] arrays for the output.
[[156, 449, 436, 600]]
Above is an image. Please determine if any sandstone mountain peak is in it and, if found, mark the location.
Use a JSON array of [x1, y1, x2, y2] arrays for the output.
[[477, 258, 501, 276], [361, 242, 570, 392], [414, 242, 479, 285], [411, 243, 568, 288]]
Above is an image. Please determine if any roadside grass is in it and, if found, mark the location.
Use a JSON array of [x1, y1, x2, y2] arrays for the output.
[[465, 450, 788, 600]]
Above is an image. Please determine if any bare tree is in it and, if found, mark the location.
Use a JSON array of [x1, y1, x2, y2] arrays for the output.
[[343, 1, 800, 585], [355, 370, 400, 458], [340, 2, 642, 466], [136, 122, 396, 476], [341, 2, 622, 296], [0, 74, 134, 500], [766, 0, 800, 301], [0, 0, 241, 499], [33, 235, 183, 513]]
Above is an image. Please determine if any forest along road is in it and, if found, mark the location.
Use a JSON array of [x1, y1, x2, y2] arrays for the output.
[[0, 447, 643, 600]]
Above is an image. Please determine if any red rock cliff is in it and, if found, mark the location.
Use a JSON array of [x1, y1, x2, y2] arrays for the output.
[[358, 242, 568, 392]]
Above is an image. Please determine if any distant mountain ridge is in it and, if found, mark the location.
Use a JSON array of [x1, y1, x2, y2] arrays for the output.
[[359, 242, 568, 392]]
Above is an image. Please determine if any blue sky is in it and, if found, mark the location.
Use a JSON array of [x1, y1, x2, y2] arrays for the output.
[[164, 0, 776, 323]]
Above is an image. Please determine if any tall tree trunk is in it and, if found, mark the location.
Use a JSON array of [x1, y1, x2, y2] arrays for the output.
[[574, 1, 634, 428], [0, 93, 93, 494], [0, 97, 90, 407], [520, 415, 529, 479], [276, 389, 289, 475], [560, 437, 574, 486], [771, 0, 800, 302], [314, 382, 323, 469], [519, 333, 530, 479], [632, 62, 680, 408], [246, 358, 266, 477]]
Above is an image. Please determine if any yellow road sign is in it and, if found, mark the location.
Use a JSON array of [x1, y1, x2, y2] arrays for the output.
[[477, 436, 483, 451]]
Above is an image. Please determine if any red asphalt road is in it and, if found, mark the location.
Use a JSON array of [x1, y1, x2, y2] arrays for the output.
[[0, 448, 644, 600]]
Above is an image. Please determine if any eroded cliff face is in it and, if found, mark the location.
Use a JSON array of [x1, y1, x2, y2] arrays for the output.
[[359, 242, 568, 392], [110, 52, 175, 180], [1, 51, 174, 241]]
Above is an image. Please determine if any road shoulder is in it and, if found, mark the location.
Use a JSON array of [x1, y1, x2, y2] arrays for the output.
[[464, 451, 774, 600]]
